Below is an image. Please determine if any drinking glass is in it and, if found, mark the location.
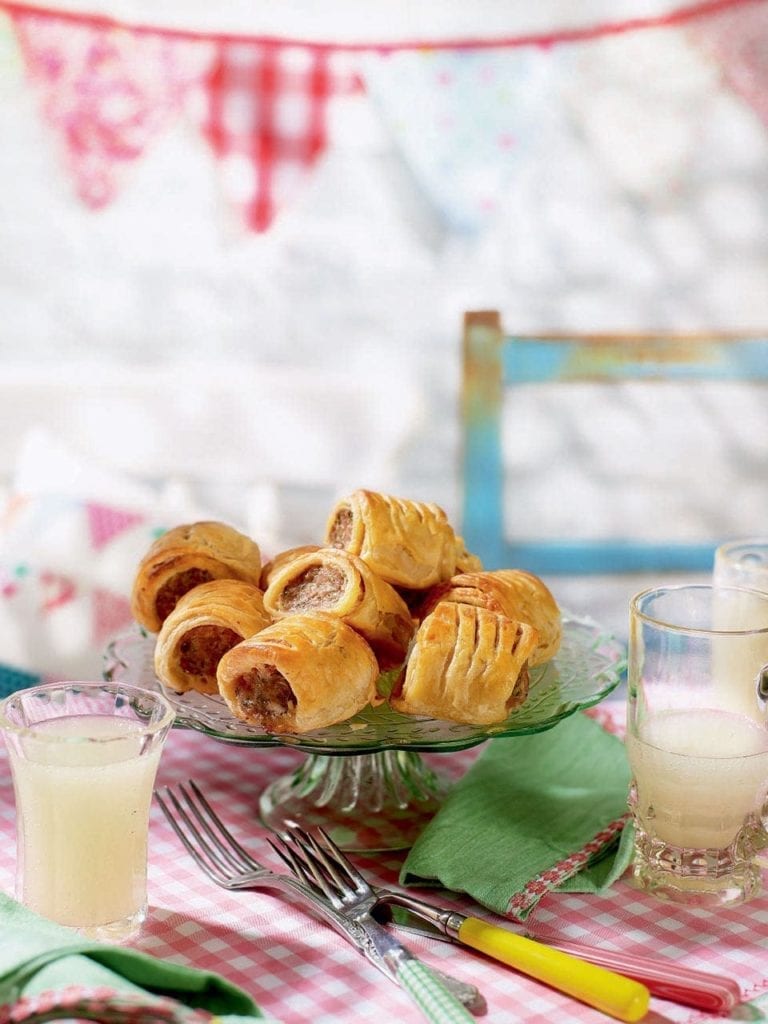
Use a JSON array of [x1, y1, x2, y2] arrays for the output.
[[714, 539, 768, 593], [627, 584, 768, 907], [0, 681, 174, 940]]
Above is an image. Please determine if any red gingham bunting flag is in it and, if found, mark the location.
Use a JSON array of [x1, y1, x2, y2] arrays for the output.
[[11, 10, 213, 208], [199, 40, 362, 232]]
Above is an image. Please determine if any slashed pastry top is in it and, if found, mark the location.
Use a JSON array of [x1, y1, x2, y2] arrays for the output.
[[325, 489, 459, 589], [390, 602, 538, 725], [416, 568, 561, 666]]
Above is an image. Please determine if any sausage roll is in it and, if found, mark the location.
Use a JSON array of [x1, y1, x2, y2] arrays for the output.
[[416, 569, 561, 666], [325, 489, 458, 589], [260, 545, 320, 590], [154, 579, 272, 695], [390, 603, 537, 725], [131, 521, 263, 633], [263, 547, 414, 669], [217, 612, 379, 733]]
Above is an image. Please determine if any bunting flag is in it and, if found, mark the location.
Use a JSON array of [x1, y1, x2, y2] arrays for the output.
[[362, 47, 566, 234], [2, 0, 767, 233], [91, 586, 134, 648], [199, 41, 361, 231], [85, 501, 147, 550], [10, 9, 212, 207], [688, 1, 768, 126]]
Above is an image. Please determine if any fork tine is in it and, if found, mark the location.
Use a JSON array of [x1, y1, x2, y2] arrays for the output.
[[276, 825, 368, 906], [186, 780, 263, 875], [155, 786, 231, 885], [268, 831, 344, 910], [311, 827, 372, 899], [267, 836, 338, 906]]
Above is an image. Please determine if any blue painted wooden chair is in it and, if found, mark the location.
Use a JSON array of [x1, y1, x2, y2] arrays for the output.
[[461, 310, 768, 578]]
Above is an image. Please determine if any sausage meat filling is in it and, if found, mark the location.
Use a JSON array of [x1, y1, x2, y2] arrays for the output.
[[234, 665, 297, 729], [179, 625, 242, 678], [279, 565, 345, 612], [328, 507, 353, 548], [155, 568, 214, 623]]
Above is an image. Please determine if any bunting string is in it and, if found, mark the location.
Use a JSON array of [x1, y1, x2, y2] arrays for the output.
[[1, 0, 767, 233], [0, 0, 763, 51]]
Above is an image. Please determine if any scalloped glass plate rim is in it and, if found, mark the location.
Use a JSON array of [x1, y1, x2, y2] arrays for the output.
[[102, 612, 626, 755]]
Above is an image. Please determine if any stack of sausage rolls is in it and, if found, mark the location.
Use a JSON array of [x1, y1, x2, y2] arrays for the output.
[[130, 490, 562, 734]]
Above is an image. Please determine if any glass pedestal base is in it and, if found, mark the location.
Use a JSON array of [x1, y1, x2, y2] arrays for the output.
[[259, 750, 448, 851]]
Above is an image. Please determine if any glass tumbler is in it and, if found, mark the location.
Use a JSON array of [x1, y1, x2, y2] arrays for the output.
[[627, 584, 768, 907], [0, 680, 174, 941], [714, 539, 768, 593]]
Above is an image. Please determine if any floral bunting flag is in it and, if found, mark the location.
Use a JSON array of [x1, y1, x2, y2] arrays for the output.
[[198, 41, 361, 232], [360, 47, 566, 235], [688, 1, 768, 126], [10, 10, 213, 208]]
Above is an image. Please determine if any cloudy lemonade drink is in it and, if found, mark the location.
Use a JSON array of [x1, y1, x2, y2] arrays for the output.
[[628, 706, 768, 850], [0, 682, 174, 940], [628, 585, 768, 906], [10, 714, 162, 931]]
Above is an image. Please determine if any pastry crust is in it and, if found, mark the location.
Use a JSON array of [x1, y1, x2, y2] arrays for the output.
[[416, 569, 561, 666], [390, 603, 537, 725], [154, 579, 271, 695], [453, 536, 484, 574], [260, 545, 320, 590], [131, 521, 262, 633], [263, 547, 414, 670], [217, 612, 379, 733], [325, 489, 458, 589]]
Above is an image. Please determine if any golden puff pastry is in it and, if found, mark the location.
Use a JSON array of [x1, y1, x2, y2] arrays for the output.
[[259, 545, 320, 590], [416, 569, 561, 666], [154, 579, 272, 695], [390, 603, 537, 725], [263, 547, 415, 670], [453, 536, 484, 574], [131, 521, 263, 633], [325, 489, 458, 589], [217, 612, 378, 733]]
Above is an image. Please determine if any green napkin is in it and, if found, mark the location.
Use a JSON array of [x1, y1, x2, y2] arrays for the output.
[[401, 711, 634, 920], [0, 892, 264, 1022]]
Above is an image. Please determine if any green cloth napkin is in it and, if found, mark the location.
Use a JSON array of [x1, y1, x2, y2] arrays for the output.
[[0, 892, 264, 1022], [401, 711, 634, 921]]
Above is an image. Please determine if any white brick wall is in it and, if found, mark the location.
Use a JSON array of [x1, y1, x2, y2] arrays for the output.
[[1, 7, 767, 583]]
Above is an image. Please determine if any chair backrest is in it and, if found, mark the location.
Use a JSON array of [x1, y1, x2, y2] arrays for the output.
[[461, 310, 768, 578]]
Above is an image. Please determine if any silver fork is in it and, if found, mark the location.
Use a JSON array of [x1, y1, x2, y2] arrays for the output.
[[154, 781, 482, 1015], [273, 825, 477, 1024]]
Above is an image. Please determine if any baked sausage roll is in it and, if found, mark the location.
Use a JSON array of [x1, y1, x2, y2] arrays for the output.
[[260, 545, 320, 590], [390, 603, 537, 725], [263, 547, 414, 669], [416, 569, 561, 666], [325, 489, 458, 589], [131, 521, 263, 633], [154, 579, 272, 695], [217, 612, 378, 733]]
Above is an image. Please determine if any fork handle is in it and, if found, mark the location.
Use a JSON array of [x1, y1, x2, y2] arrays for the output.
[[396, 959, 476, 1024]]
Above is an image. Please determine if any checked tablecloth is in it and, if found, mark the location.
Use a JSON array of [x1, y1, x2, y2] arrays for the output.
[[1, 719, 768, 1024]]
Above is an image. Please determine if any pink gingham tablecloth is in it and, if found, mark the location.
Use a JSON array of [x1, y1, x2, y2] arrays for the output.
[[1, 717, 768, 1024]]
